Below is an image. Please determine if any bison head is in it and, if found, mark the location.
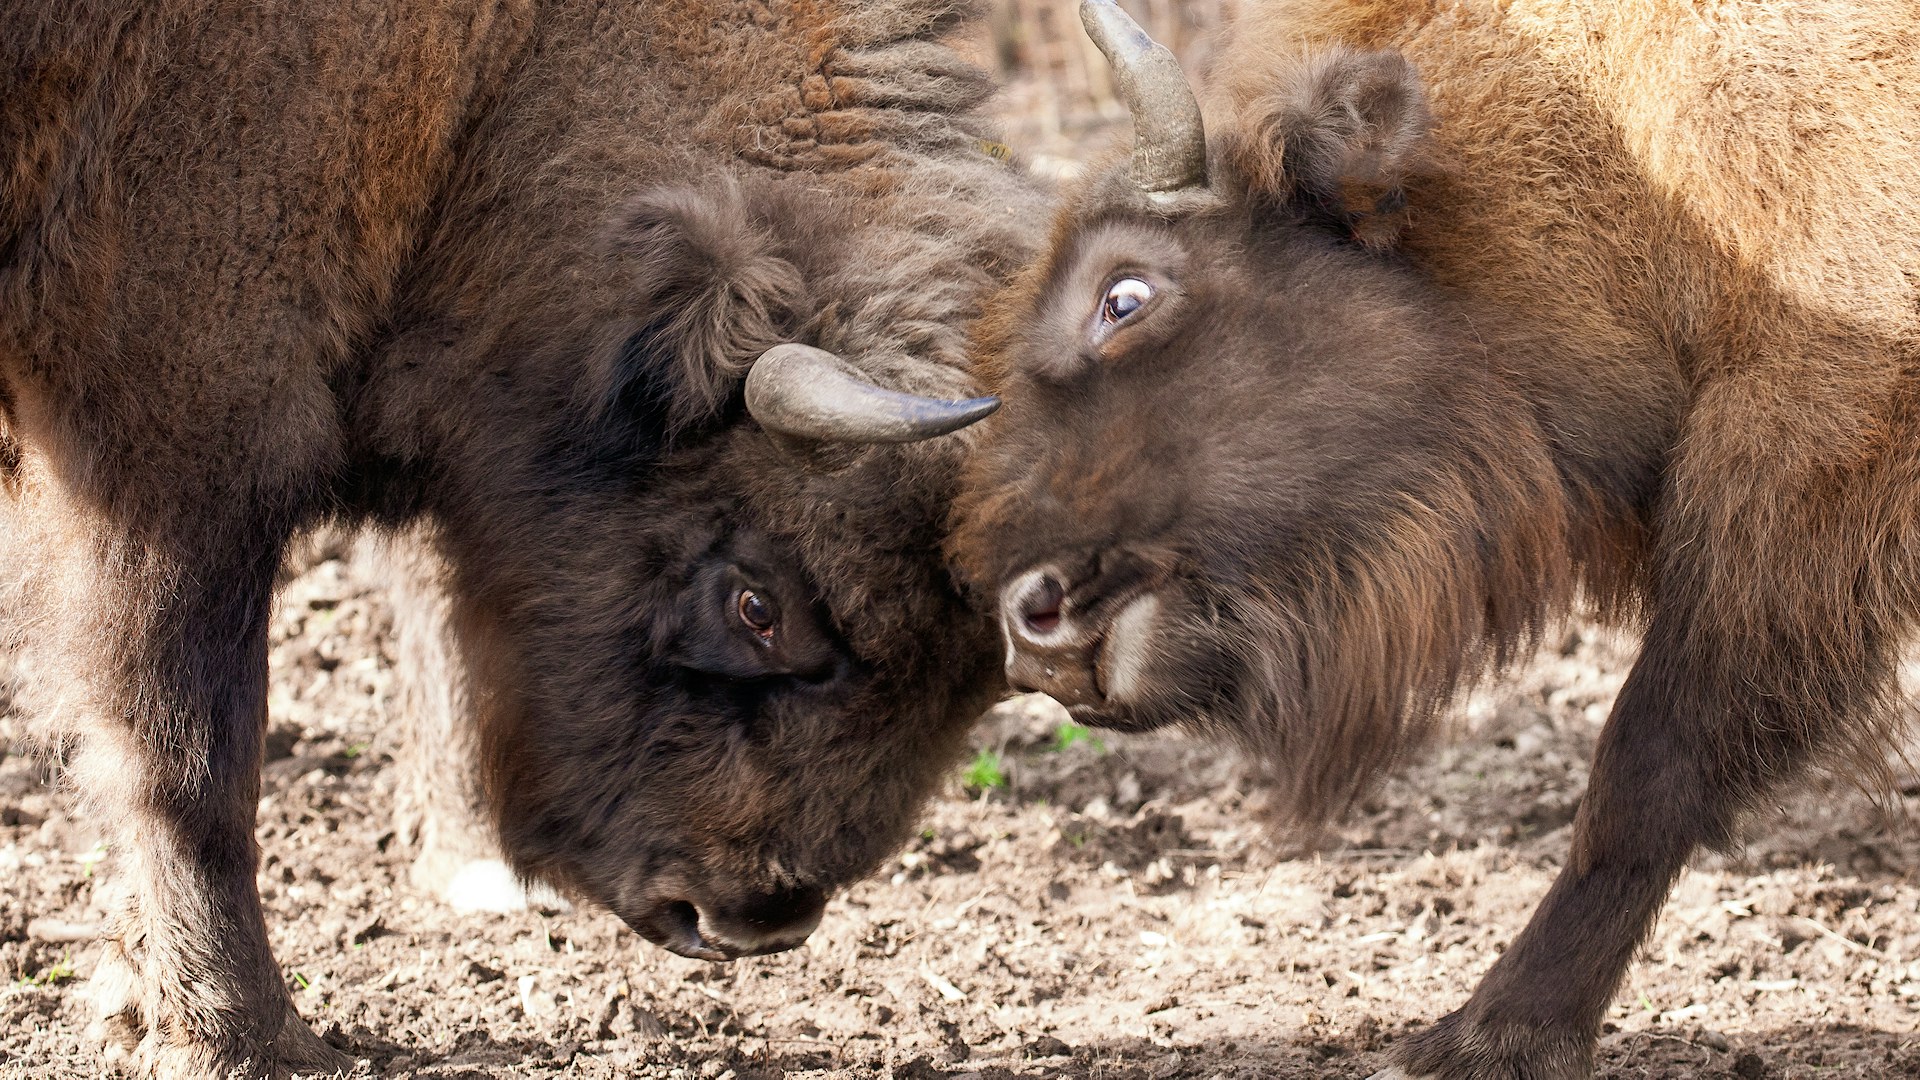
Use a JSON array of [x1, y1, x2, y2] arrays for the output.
[[395, 174, 1017, 959], [951, 5, 1569, 823]]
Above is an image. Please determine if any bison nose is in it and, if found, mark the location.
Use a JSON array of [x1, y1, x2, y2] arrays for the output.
[[697, 884, 828, 958], [1012, 571, 1067, 636], [631, 885, 827, 960], [1001, 568, 1102, 708]]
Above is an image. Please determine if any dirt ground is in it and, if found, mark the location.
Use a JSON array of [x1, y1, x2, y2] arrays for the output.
[[11, 554, 1920, 1080], [11, 56, 1920, 1080]]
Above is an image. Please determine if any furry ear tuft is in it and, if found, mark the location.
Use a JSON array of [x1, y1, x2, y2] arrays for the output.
[[1218, 47, 1430, 249], [595, 181, 808, 438]]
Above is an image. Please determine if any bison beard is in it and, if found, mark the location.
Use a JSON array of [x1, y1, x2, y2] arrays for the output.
[[1, 0, 1043, 1075], [953, 1, 1920, 1078]]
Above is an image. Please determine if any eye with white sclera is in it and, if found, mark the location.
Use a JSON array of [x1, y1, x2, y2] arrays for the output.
[[1100, 277, 1154, 325], [736, 588, 777, 644]]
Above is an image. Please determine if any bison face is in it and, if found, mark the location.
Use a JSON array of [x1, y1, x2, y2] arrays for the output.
[[482, 437, 999, 960], [951, 13, 1566, 821], [954, 208, 1483, 734], [413, 176, 1011, 959]]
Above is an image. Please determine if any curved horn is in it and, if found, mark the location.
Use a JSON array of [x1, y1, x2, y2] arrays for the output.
[[745, 343, 1000, 444], [1080, 0, 1209, 199]]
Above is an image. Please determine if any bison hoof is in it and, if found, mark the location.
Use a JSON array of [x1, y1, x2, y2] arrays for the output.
[[270, 1005, 357, 1077], [127, 1007, 353, 1080], [440, 858, 570, 914], [1384, 1011, 1593, 1080], [91, 941, 354, 1079]]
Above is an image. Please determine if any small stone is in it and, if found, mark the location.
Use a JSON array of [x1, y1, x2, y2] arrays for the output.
[[25, 918, 98, 943], [518, 973, 556, 1017], [1026, 1035, 1072, 1058], [627, 1007, 668, 1038], [1697, 1030, 1731, 1053]]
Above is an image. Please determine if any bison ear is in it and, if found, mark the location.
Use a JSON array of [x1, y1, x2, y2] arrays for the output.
[[1218, 47, 1430, 249], [590, 182, 807, 439]]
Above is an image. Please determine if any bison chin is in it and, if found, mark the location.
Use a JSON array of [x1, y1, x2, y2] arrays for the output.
[[990, 549, 1497, 818]]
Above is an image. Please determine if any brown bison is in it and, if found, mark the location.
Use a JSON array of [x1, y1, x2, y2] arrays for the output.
[[952, 1, 1920, 1077], [2, 0, 1046, 1073]]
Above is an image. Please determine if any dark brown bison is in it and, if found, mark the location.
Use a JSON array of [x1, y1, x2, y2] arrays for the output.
[[952, 1, 1920, 1077], [1, 0, 1046, 1073]]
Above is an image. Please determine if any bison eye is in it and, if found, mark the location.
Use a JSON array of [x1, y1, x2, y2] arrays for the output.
[[1101, 277, 1154, 324], [736, 589, 777, 642]]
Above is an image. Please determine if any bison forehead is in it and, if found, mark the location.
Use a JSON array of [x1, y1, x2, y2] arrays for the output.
[[737, 437, 987, 661]]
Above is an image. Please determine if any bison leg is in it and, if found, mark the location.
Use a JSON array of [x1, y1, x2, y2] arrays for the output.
[[1383, 450, 1903, 1078], [56, 521, 351, 1079], [367, 528, 559, 914], [1386, 615, 1889, 1077], [1381, 618, 1720, 1078]]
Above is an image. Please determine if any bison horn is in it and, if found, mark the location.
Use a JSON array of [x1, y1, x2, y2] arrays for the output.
[[744, 343, 1000, 445], [1080, 0, 1209, 200]]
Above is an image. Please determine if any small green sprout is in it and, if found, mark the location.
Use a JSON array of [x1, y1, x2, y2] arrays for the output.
[[78, 841, 108, 879], [1050, 722, 1105, 754], [24, 952, 75, 986], [961, 748, 1008, 791]]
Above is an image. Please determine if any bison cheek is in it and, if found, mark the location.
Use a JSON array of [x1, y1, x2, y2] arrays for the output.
[[1098, 592, 1162, 705], [1086, 593, 1245, 734]]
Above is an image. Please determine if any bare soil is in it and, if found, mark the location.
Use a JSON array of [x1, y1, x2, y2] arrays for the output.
[[8, 539, 1920, 1080]]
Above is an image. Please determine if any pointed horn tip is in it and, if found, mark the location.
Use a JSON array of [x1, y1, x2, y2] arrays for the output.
[[1079, 0, 1156, 53], [746, 344, 1001, 445], [937, 395, 1001, 429]]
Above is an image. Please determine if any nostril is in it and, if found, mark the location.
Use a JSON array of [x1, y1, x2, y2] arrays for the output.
[[737, 885, 827, 935], [1017, 574, 1066, 637], [700, 885, 827, 956], [662, 899, 701, 939]]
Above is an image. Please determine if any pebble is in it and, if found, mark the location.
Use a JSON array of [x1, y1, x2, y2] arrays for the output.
[[1025, 1035, 1072, 1058]]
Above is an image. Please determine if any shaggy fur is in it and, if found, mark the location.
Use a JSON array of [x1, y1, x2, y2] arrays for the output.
[[0, 0, 1046, 1074], [954, 1, 1920, 1077]]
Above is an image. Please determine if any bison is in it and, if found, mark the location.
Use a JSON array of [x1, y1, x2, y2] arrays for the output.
[[2, 0, 1048, 1073], [951, 1, 1920, 1077]]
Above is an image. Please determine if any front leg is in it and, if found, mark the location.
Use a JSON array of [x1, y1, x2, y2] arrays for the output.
[[46, 519, 351, 1078], [364, 528, 540, 914], [1378, 595, 1895, 1079]]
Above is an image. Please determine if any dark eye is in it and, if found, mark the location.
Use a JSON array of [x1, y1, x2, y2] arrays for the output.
[[736, 588, 776, 642], [1101, 277, 1154, 324]]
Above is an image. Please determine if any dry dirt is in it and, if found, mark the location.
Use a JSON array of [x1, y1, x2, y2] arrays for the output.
[[9, 547, 1920, 1080]]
